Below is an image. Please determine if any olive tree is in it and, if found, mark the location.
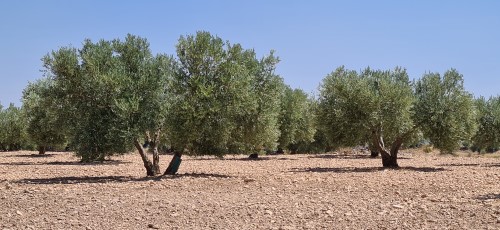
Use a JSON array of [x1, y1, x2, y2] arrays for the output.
[[277, 86, 316, 153], [112, 36, 176, 176], [166, 31, 284, 166], [0, 104, 29, 151], [318, 67, 475, 167], [22, 78, 67, 154], [413, 69, 477, 154], [43, 35, 175, 176], [43, 40, 134, 162], [472, 96, 500, 153]]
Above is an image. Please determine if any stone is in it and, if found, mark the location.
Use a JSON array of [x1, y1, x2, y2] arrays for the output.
[[148, 224, 159, 229]]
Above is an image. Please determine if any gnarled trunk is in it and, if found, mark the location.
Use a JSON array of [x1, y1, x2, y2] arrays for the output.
[[38, 146, 46, 155], [134, 129, 163, 176], [134, 139, 155, 176], [164, 152, 182, 175], [372, 130, 401, 168]]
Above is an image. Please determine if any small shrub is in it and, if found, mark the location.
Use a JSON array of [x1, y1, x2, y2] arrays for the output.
[[422, 145, 433, 153]]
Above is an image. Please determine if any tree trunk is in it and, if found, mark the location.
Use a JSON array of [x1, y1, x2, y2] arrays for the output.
[[97, 152, 106, 162], [37, 146, 46, 155], [164, 152, 182, 175], [134, 138, 155, 176], [381, 152, 398, 167], [151, 143, 160, 175], [372, 130, 399, 168], [150, 130, 161, 175]]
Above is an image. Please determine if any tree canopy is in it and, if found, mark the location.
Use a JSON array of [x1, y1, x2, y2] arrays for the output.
[[22, 77, 67, 154], [168, 31, 284, 156], [5, 31, 492, 176], [277, 86, 316, 153], [317, 67, 476, 167], [472, 96, 500, 153], [36, 32, 287, 175], [0, 103, 29, 151], [41, 34, 176, 175]]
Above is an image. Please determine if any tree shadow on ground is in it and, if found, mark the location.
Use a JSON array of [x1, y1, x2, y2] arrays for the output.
[[223, 156, 299, 161], [187, 156, 293, 162], [167, 173, 233, 179], [307, 154, 412, 160], [438, 163, 500, 168], [0, 162, 38, 166], [4, 153, 57, 158], [291, 166, 447, 173], [46, 160, 131, 166], [476, 193, 500, 201], [16, 173, 233, 185], [16, 176, 146, 184], [0, 160, 131, 166]]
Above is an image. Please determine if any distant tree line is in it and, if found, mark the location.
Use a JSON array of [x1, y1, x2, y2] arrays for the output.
[[0, 31, 498, 175]]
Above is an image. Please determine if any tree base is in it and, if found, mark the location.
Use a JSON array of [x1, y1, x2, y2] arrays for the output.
[[164, 153, 182, 175], [38, 146, 46, 155], [381, 154, 399, 168]]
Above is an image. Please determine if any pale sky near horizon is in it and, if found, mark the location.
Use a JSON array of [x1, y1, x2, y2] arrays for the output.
[[1, 0, 499, 107]]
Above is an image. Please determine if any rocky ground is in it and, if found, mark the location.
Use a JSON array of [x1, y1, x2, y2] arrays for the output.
[[0, 150, 499, 230]]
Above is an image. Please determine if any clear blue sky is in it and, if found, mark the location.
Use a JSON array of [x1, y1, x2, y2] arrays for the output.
[[1, 0, 499, 107]]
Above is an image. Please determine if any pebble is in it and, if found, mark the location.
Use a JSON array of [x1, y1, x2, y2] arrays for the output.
[[148, 224, 159, 229]]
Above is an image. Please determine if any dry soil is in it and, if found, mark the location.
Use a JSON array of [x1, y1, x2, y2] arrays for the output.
[[1, 150, 499, 229]]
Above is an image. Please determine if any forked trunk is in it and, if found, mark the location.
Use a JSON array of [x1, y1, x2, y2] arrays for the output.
[[164, 152, 182, 175], [134, 139, 155, 176], [38, 146, 46, 155], [372, 131, 401, 168]]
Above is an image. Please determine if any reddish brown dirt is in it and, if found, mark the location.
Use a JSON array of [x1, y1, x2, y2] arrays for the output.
[[1, 150, 499, 229]]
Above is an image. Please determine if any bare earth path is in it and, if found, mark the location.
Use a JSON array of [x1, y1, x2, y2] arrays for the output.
[[1, 150, 499, 229]]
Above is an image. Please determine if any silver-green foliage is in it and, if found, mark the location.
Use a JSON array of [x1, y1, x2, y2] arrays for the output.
[[22, 78, 67, 153], [318, 66, 414, 166], [414, 69, 477, 154], [42, 35, 173, 161], [472, 96, 500, 152], [168, 31, 284, 155], [318, 66, 476, 166], [0, 103, 29, 151], [278, 86, 316, 152]]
